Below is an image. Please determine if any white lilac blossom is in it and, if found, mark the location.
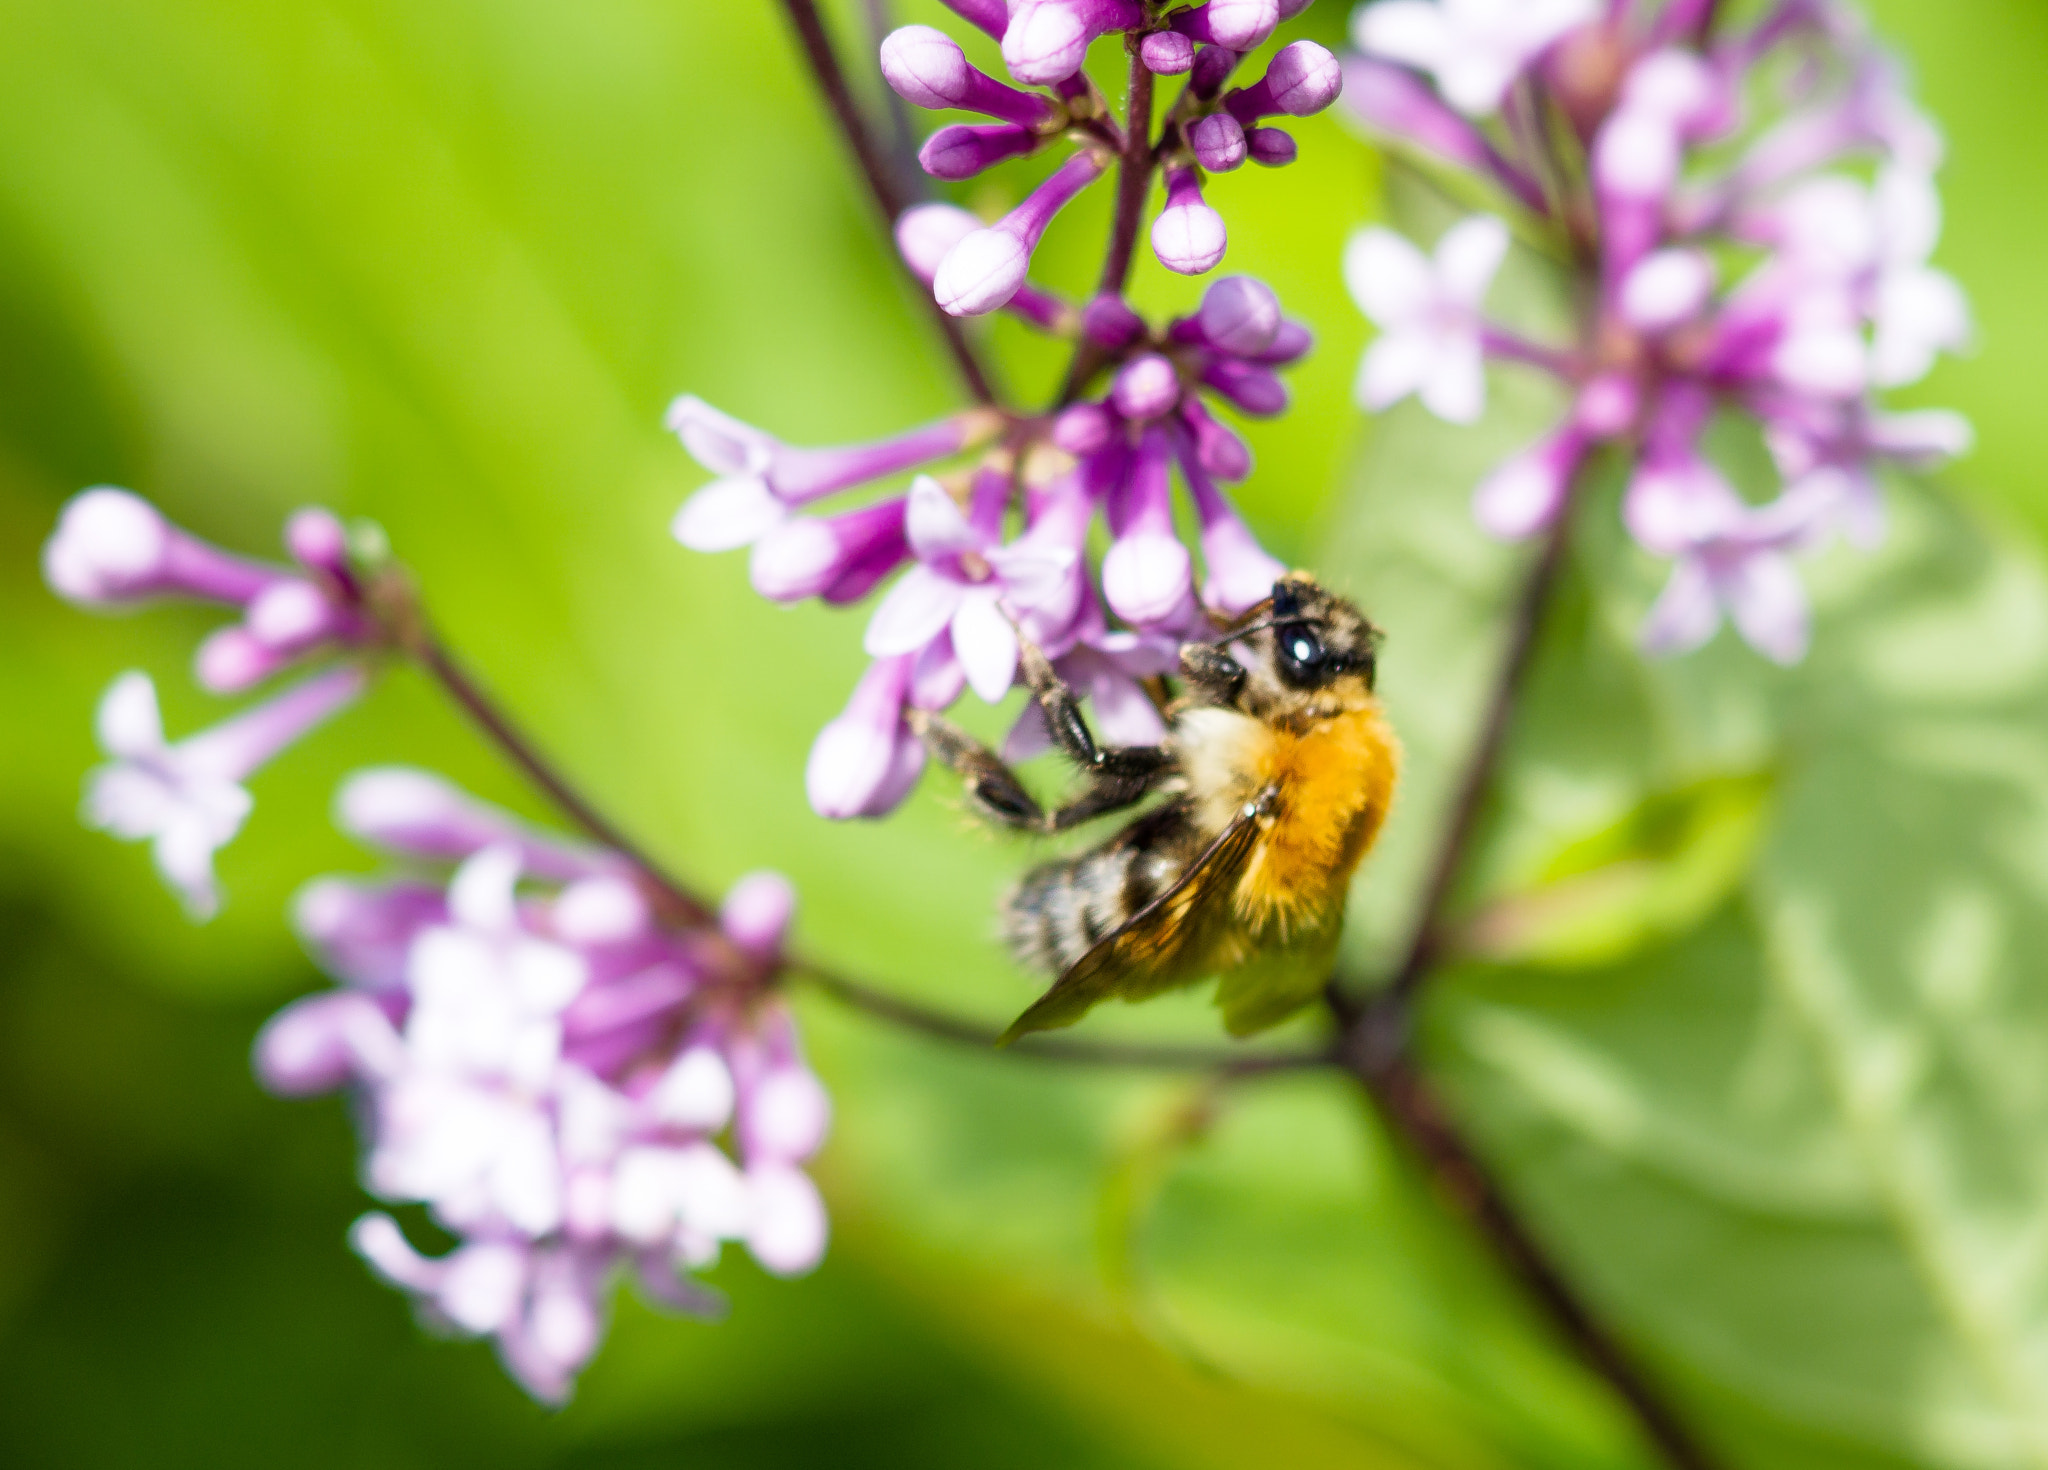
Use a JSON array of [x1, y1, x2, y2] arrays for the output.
[[45, 491, 396, 914], [1340, 0, 1972, 662], [84, 666, 366, 917], [676, 273, 1311, 821], [256, 785, 829, 1402], [1344, 214, 1508, 423]]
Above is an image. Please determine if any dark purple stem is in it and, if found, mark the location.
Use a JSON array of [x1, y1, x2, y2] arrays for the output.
[[795, 960, 1330, 1072], [415, 633, 717, 927], [777, 0, 1001, 407]]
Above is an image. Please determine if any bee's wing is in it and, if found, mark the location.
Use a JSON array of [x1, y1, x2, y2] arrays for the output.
[[998, 804, 1264, 1044]]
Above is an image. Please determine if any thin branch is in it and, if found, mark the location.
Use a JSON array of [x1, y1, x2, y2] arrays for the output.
[[414, 633, 717, 927], [796, 960, 1333, 1073], [1057, 45, 1157, 406], [1348, 1045, 1722, 1470], [1376, 481, 1578, 1012], [776, 0, 1001, 407]]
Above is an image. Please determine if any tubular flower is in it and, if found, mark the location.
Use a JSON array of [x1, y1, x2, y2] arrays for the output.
[[256, 781, 828, 1402], [1340, 0, 1971, 662]]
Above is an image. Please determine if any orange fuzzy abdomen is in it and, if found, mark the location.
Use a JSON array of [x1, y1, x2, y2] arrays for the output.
[[1233, 705, 1399, 935]]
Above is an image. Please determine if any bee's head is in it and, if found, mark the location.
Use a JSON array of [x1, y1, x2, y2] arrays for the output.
[[1178, 575, 1383, 724]]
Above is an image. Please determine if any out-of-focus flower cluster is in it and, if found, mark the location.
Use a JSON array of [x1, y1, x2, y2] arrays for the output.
[[670, 267, 1306, 820], [1342, 0, 1972, 662], [880, 0, 1340, 304], [43, 490, 383, 914], [256, 770, 827, 1401], [672, 0, 1357, 821]]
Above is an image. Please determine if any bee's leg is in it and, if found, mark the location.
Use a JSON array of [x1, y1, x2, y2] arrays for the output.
[[1018, 642, 1175, 832], [907, 710, 1047, 830]]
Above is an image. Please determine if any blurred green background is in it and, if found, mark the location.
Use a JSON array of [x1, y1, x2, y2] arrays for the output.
[[3, 1, 2047, 1467]]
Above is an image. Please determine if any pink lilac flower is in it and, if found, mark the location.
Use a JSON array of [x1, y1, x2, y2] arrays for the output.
[[84, 665, 365, 917], [256, 783, 829, 1402], [1353, 0, 1598, 117], [1340, 0, 1971, 662], [45, 491, 380, 694], [1344, 215, 1508, 423]]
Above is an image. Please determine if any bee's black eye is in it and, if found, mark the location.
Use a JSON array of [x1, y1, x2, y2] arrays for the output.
[[1275, 623, 1325, 684]]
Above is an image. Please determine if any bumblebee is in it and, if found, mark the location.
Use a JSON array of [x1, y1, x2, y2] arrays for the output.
[[913, 574, 1399, 1041]]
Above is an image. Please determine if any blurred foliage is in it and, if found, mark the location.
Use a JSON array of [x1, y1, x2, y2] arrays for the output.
[[0, 0, 2044, 1467]]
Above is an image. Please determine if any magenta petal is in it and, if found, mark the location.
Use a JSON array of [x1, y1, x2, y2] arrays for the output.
[[1088, 670, 1169, 746], [864, 565, 966, 657]]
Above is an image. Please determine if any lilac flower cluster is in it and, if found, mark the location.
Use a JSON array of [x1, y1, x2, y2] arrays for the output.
[[258, 773, 827, 1401], [44, 493, 833, 1403], [672, 268, 1305, 819], [880, 0, 1340, 297], [43, 489, 381, 914], [674, 0, 1352, 820], [1342, 0, 1971, 662]]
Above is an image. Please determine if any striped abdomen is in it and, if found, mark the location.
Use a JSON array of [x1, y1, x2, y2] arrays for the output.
[[1002, 800, 1200, 975]]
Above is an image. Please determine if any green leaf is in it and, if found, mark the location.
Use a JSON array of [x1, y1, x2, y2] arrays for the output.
[[1452, 769, 1775, 969], [1324, 387, 2048, 1468]]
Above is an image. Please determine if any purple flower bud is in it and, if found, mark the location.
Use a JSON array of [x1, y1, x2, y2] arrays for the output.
[[1197, 275, 1281, 355], [1111, 354, 1183, 421], [1081, 292, 1146, 350], [1187, 112, 1248, 172], [1169, 0, 1281, 53], [192, 626, 282, 693], [881, 25, 1059, 127], [750, 498, 909, 603], [1201, 357, 1288, 415], [935, 151, 1107, 315], [806, 654, 924, 819], [245, 579, 342, 649], [1226, 40, 1342, 122], [44, 488, 280, 608], [1245, 126, 1297, 166], [1190, 44, 1240, 100], [1172, 434, 1284, 613], [1253, 318, 1313, 364], [1002, 0, 1144, 86], [1140, 31, 1194, 75], [721, 871, 796, 958], [940, 0, 1009, 41], [286, 507, 351, 577], [1151, 168, 1227, 275], [920, 122, 1041, 180], [1472, 425, 1590, 540], [1177, 396, 1253, 480], [1102, 428, 1193, 626], [1053, 402, 1117, 455]]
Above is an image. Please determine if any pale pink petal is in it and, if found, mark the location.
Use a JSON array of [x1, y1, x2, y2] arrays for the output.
[[746, 1166, 828, 1276], [96, 671, 165, 759], [904, 475, 981, 559], [1357, 331, 1435, 410], [1343, 227, 1434, 327], [1720, 552, 1811, 664], [1434, 215, 1509, 308], [951, 592, 1021, 703], [1420, 335, 1487, 424], [1639, 559, 1722, 657], [672, 477, 784, 553], [864, 565, 965, 657]]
